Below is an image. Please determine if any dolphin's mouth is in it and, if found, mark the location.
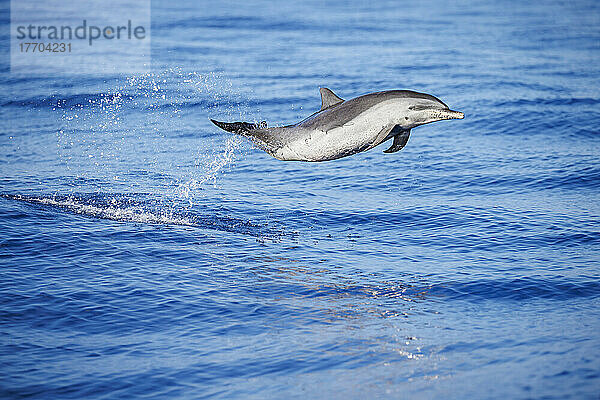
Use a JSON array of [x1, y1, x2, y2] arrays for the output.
[[444, 109, 465, 119]]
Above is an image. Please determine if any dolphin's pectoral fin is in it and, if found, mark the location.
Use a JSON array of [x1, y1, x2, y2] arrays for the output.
[[319, 88, 344, 110], [383, 129, 411, 153]]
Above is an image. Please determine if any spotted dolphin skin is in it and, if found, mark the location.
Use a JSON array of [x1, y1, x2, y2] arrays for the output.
[[211, 88, 464, 162]]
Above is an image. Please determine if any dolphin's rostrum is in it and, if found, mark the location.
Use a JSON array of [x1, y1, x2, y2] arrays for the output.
[[211, 88, 464, 162]]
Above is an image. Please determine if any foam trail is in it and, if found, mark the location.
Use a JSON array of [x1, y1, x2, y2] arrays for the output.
[[2, 193, 287, 240], [4, 194, 196, 226]]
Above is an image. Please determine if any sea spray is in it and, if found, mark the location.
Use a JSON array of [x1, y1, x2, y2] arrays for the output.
[[54, 69, 254, 208]]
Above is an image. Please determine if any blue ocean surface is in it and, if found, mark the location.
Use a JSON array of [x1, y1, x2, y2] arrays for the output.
[[1, 0, 600, 398]]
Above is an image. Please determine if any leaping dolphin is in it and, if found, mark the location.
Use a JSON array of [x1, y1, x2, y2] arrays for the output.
[[211, 88, 464, 162]]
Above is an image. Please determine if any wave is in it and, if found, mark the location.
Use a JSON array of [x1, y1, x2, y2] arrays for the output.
[[427, 277, 600, 301], [212, 271, 600, 303], [0, 70, 257, 116], [419, 166, 600, 194], [270, 275, 600, 303], [491, 97, 600, 108], [0, 92, 135, 110], [276, 205, 600, 252]]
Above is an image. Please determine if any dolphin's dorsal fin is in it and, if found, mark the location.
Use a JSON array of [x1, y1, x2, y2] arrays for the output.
[[319, 88, 344, 110]]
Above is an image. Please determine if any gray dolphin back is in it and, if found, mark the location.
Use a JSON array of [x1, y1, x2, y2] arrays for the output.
[[297, 90, 447, 132]]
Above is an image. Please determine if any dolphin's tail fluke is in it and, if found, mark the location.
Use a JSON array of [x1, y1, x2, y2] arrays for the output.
[[210, 119, 276, 153], [210, 119, 267, 134]]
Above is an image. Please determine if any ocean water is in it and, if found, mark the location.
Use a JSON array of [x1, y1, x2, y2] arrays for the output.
[[1, 0, 600, 398]]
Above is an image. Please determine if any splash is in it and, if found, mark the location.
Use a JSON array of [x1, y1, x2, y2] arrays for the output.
[[54, 68, 256, 201], [173, 135, 243, 202]]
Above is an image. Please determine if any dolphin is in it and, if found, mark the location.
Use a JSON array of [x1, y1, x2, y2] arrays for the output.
[[211, 88, 464, 162]]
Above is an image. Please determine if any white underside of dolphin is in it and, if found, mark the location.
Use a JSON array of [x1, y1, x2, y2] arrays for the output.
[[211, 88, 464, 162]]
